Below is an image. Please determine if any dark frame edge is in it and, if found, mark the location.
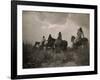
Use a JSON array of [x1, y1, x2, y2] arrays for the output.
[[15, 1, 97, 9], [15, 71, 97, 79], [11, 1, 17, 79], [94, 6, 98, 74], [11, 1, 98, 79]]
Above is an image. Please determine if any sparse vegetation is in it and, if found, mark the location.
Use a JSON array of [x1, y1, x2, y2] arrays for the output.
[[23, 42, 89, 68]]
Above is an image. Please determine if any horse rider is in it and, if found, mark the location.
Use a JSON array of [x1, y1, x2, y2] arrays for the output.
[[57, 32, 62, 40], [76, 27, 84, 42], [48, 34, 52, 41], [40, 36, 46, 46], [54, 32, 62, 51]]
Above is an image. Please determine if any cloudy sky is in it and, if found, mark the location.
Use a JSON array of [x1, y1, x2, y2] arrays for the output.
[[22, 11, 90, 47]]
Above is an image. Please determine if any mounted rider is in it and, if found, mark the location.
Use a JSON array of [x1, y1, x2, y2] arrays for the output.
[[57, 32, 62, 40], [40, 36, 46, 47], [55, 32, 62, 45], [48, 34, 52, 41], [76, 27, 84, 42]]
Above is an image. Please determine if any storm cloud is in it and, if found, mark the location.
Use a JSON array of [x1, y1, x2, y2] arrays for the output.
[[22, 11, 90, 46]]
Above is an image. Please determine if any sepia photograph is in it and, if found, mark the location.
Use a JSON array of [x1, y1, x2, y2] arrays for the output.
[[22, 11, 90, 69], [11, 1, 97, 79]]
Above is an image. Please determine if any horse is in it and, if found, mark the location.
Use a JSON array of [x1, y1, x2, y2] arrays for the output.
[[33, 41, 47, 50], [54, 39, 68, 53], [34, 41, 40, 48], [33, 35, 55, 51], [71, 36, 89, 49], [46, 37, 55, 50]]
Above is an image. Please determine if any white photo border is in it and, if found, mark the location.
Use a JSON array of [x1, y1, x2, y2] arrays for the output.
[[17, 5, 95, 75]]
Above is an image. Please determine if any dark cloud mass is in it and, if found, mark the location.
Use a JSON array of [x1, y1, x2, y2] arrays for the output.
[[38, 12, 68, 24], [22, 11, 89, 46], [69, 13, 90, 28]]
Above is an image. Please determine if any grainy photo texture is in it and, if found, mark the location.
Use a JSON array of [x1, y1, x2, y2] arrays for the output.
[[22, 11, 90, 69]]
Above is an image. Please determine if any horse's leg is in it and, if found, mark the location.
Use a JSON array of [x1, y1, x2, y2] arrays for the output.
[[46, 45, 48, 51], [52, 45, 55, 53], [55, 44, 57, 53], [56, 45, 60, 53]]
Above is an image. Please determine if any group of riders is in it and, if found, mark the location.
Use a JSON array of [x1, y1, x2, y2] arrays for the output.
[[40, 32, 62, 47], [34, 27, 88, 51]]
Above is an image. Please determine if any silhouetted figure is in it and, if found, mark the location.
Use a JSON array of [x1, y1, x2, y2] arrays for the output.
[[40, 36, 46, 48], [57, 32, 62, 40], [76, 27, 84, 42], [48, 34, 52, 41], [71, 28, 88, 49], [46, 34, 55, 50], [71, 35, 76, 47], [55, 32, 67, 53]]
